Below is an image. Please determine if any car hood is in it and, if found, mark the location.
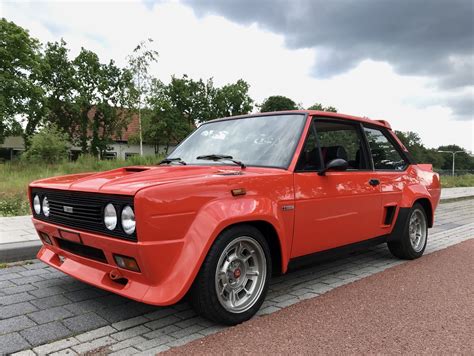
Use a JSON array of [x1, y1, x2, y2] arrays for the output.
[[29, 165, 282, 195]]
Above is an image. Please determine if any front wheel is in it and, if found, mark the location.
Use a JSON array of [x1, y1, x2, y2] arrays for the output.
[[388, 203, 428, 259], [191, 225, 271, 325]]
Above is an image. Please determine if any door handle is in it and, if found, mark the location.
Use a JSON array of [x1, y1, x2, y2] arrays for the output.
[[369, 178, 380, 186]]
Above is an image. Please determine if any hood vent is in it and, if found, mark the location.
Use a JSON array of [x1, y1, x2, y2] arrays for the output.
[[124, 167, 149, 173]]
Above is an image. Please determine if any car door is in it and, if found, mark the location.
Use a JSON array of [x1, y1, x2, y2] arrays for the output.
[[292, 118, 383, 258], [362, 125, 410, 232]]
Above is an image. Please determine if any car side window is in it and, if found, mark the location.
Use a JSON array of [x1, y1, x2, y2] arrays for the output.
[[364, 127, 407, 170], [314, 121, 369, 170], [296, 124, 322, 171]]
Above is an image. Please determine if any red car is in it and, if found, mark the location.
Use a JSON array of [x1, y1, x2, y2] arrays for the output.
[[29, 111, 441, 325]]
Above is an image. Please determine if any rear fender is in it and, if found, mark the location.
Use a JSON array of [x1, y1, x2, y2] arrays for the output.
[[388, 184, 435, 242], [399, 184, 432, 208]]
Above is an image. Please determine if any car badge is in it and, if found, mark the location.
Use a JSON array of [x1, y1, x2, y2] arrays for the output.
[[63, 206, 74, 213]]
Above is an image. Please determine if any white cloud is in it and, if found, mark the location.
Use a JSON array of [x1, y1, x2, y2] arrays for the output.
[[3, 0, 472, 151]]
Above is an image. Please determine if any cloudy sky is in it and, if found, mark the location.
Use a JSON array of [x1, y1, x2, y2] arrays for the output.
[[2, 0, 473, 151]]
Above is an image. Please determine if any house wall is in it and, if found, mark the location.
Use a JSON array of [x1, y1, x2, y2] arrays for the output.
[[107, 142, 175, 159], [0, 136, 175, 161], [0, 136, 25, 161]]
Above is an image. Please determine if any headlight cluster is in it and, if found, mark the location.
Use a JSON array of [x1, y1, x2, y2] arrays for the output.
[[33, 194, 50, 216], [104, 204, 135, 235]]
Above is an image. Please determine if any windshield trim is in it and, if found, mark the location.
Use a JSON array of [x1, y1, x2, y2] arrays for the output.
[[166, 113, 308, 170]]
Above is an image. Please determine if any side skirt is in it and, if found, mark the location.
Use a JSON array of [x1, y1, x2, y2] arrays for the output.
[[288, 235, 388, 272]]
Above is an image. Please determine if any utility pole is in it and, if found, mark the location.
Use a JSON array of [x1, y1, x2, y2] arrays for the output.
[[438, 150, 464, 176]]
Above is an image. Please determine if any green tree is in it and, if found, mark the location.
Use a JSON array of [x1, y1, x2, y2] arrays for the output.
[[212, 79, 253, 117], [92, 60, 135, 158], [40, 40, 80, 142], [0, 18, 43, 144], [23, 125, 69, 163], [395, 131, 425, 162], [166, 74, 217, 127], [73, 48, 101, 153], [307, 103, 337, 112], [259, 95, 297, 112], [139, 79, 190, 154], [436, 145, 474, 171], [394, 131, 445, 167], [73, 48, 134, 157], [140, 77, 254, 153]]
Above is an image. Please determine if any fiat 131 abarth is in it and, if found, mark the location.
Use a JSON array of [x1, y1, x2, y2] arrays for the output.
[[30, 111, 440, 324]]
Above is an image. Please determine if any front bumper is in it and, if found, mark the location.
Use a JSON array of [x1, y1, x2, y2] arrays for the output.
[[33, 218, 185, 305]]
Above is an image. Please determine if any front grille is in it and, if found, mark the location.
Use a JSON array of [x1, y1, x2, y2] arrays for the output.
[[56, 237, 107, 263], [31, 188, 136, 241]]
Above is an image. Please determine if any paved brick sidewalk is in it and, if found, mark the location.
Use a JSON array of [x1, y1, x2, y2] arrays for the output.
[[0, 216, 36, 244], [440, 186, 474, 200], [0, 199, 472, 355]]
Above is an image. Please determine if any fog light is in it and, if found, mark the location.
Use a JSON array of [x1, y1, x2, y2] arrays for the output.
[[113, 254, 140, 272], [39, 232, 52, 245]]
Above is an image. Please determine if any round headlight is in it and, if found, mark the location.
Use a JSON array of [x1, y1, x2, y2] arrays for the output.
[[33, 195, 41, 215], [104, 203, 117, 230], [121, 205, 135, 235], [42, 197, 50, 217]]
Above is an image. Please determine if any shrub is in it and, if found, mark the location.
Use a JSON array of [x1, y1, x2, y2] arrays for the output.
[[0, 194, 30, 216], [24, 125, 69, 163]]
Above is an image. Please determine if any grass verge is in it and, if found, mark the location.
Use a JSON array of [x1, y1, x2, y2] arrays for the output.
[[0, 159, 472, 217], [440, 174, 474, 188], [0, 155, 161, 216]]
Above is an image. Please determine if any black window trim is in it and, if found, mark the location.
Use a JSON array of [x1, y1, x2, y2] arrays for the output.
[[294, 117, 320, 173], [358, 122, 375, 170], [294, 116, 373, 173], [362, 123, 412, 172]]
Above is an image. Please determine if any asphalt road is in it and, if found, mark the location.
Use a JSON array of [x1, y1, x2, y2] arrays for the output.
[[167, 239, 474, 355]]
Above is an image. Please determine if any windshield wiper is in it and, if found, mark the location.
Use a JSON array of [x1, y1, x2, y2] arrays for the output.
[[196, 154, 246, 169], [159, 157, 187, 165]]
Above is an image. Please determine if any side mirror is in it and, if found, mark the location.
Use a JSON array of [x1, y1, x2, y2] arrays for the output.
[[318, 158, 349, 176]]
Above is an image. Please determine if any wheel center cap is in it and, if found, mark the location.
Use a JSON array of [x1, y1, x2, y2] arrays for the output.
[[233, 268, 241, 278]]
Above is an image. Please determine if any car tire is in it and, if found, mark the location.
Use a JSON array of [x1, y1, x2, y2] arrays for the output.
[[387, 203, 428, 260], [190, 224, 272, 325]]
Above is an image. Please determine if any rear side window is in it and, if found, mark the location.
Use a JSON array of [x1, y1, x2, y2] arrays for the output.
[[364, 127, 407, 170]]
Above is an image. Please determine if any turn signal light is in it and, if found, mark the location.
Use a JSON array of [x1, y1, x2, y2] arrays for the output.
[[113, 254, 140, 272], [39, 232, 52, 245], [231, 188, 246, 196]]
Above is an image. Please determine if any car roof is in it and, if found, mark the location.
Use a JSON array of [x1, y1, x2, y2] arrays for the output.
[[207, 110, 391, 129]]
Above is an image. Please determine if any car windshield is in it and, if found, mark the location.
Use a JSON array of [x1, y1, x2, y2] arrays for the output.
[[167, 114, 306, 169]]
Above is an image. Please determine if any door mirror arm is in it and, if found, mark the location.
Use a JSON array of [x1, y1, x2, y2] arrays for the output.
[[318, 158, 349, 176]]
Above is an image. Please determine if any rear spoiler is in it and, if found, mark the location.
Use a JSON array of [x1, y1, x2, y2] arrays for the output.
[[375, 120, 391, 129]]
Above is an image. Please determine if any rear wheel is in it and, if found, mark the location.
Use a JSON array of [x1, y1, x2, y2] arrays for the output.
[[191, 225, 271, 325], [388, 203, 428, 259]]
